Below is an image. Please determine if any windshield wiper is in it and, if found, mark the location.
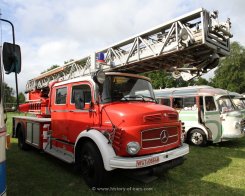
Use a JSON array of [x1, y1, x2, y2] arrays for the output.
[[122, 95, 145, 101], [122, 95, 157, 103], [142, 95, 158, 103]]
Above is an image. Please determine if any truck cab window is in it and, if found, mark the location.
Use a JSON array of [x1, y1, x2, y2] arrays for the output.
[[55, 87, 67, 104], [71, 85, 91, 104]]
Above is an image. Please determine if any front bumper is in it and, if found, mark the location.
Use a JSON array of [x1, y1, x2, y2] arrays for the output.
[[109, 143, 189, 169]]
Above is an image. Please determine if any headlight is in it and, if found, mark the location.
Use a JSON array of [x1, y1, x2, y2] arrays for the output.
[[126, 142, 140, 155]]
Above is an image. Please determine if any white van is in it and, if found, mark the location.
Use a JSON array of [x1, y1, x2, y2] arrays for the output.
[[154, 86, 245, 146]]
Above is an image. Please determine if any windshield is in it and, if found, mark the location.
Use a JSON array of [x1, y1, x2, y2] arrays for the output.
[[101, 75, 155, 103], [232, 98, 245, 109], [217, 97, 235, 112]]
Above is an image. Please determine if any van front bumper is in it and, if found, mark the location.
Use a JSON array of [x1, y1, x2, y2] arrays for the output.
[[109, 143, 189, 169]]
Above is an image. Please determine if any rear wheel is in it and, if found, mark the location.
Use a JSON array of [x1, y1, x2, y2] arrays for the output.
[[189, 129, 207, 146], [17, 125, 29, 150], [80, 142, 109, 188]]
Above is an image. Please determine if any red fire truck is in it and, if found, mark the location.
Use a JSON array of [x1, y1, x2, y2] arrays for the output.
[[12, 8, 232, 188]]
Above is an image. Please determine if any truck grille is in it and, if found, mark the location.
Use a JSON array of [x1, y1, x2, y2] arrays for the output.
[[141, 126, 179, 149]]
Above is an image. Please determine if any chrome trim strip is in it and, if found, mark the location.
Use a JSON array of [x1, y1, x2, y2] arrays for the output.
[[142, 134, 178, 142], [142, 137, 161, 142], [51, 109, 91, 113], [142, 141, 179, 149]]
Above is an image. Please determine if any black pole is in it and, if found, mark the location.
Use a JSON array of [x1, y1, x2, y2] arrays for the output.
[[0, 18, 19, 110], [0, 19, 15, 45]]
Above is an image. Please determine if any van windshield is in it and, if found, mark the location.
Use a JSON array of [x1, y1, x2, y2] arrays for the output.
[[101, 75, 155, 103], [217, 97, 235, 112], [232, 98, 245, 109]]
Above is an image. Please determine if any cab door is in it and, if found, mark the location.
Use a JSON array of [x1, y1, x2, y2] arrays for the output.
[[51, 86, 69, 141], [66, 82, 96, 143], [203, 96, 222, 142]]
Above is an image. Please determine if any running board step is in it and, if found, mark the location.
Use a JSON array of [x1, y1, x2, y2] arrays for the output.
[[44, 143, 74, 163]]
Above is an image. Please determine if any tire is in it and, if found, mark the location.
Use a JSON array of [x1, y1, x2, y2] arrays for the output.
[[17, 125, 29, 150], [189, 129, 207, 146], [80, 142, 109, 188]]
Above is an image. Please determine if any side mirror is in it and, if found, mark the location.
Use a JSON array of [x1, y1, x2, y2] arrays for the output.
[[74, 92, 85, 110], [2, 42, 21, 74]]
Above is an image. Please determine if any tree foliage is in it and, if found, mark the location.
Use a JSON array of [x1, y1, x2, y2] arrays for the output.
[[18, 92, 26, 104], [2, 82, 26, 104], [143, 70, 205, 89], [41, 65, 60, 74], [194, 77, 210, 86], [211, 42, 245, 93], [3, 82, 16, 103]]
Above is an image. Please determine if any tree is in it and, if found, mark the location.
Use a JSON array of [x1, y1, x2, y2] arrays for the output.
[[144, 70, 174, 89], [193, 77, 210, 86], [144, 70, 195, 89], [64, 59, 74, 64], [3, 82, 16, 103], [211, 42, 245, 93], [18, 92, 26, 104], [41, 65, 60, 74]]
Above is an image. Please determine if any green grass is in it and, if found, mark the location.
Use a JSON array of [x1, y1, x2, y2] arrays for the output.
[[5, 112, 245, 195]]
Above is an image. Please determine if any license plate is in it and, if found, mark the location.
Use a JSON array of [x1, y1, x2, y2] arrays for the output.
[[136, 156, 160, 168]]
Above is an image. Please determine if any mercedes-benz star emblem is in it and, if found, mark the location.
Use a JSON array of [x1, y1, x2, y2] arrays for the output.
[[160, 130, 169, 143]]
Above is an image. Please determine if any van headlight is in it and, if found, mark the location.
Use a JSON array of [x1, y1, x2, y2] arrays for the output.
[[126, 142, 140, 155]]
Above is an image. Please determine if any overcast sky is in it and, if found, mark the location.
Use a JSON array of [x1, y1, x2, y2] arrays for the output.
[[1, 0, 245, 93]]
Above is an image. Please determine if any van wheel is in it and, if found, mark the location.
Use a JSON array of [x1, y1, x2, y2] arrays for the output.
[[17, 126, 29, 150], [80, 142, 109, 188], [189, 129, 207, 146]]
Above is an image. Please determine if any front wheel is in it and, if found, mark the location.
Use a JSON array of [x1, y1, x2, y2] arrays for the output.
[[189, 129, 207, 146], [80, 142, 109, 188]]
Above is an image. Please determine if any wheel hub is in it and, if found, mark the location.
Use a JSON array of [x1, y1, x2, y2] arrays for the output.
[[191, 132, 203, 145], [81, 154, 95, 177]]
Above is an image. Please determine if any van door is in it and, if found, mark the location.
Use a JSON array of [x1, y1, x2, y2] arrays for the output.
[[203, 96, 222, 142]]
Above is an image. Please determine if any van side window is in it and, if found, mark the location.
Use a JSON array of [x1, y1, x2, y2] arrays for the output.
[[183, 97, 196, 107], [173, 98, 183, 109], [205, 96, 216, 111], [55, 87, 67, 104], [160, 98, 171, 106], [71, 85, 91, 104]]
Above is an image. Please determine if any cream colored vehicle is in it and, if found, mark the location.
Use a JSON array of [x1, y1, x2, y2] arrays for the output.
[[154, 86, 245, 146]]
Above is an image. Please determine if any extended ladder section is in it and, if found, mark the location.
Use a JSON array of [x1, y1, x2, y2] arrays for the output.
[[26, 8, 232, 92]]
